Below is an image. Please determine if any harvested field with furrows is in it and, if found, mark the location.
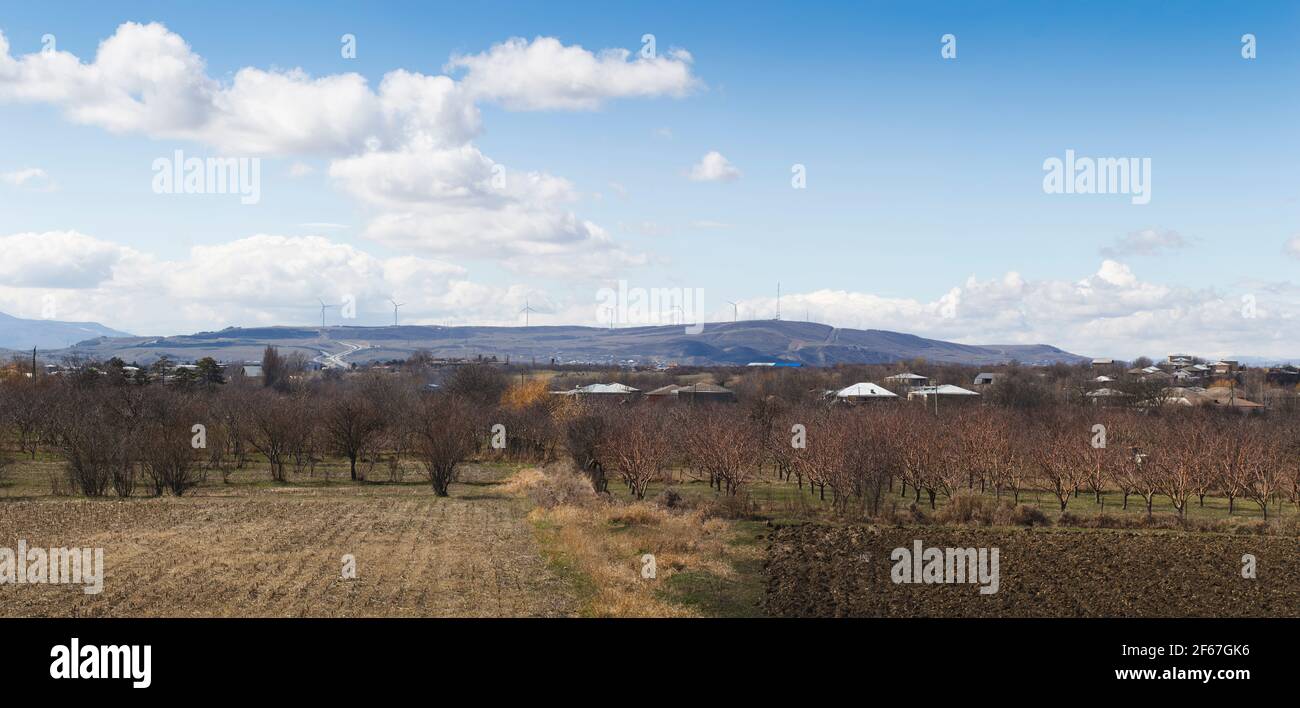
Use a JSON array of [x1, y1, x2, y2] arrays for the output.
[[764, 524, 1300, 617], [0, 464, 577, 617]]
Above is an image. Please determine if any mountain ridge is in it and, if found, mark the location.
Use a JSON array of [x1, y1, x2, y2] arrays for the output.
[[7, 318, 1089, 367], [0, 311, 134, 350]]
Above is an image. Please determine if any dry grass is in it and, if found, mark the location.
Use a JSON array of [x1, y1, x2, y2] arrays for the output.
[[0, 463, 576, 617], [510, 463, 760, 617]]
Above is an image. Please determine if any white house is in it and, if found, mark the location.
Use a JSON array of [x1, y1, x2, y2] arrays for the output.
[[907, 384, 980, 402], [884, 373, 929, 387], [835, 382, 898, 401]]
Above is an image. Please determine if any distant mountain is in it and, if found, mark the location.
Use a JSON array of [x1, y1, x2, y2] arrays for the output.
[[39, 319, 1087, 367], [0, 311, 134, 350]]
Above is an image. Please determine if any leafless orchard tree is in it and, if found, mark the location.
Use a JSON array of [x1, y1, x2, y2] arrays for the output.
[[246, 389, 299, 483], [137, 387, 205, 496], [605, 408, 675, 500], [1148, 414, 1213, 519], [561, 402, 612, 494], [320, 380, 387, 481], [47, 387, 129, 497], [411, 394, 479, 497], [1028, 412, 1091, 512], [686, 407, 763, 496], [0, 378, 51, 459]]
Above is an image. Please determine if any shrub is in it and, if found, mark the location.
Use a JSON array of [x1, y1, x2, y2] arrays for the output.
[[878, 501, 932, 526], [509, 463, 599, 509], [1006, 504, 1052, 527], [700, 489, 761, 520], [607, 503, 666, 526], [931, 491, 1050, 528], [933, 491, 996, 525], [655, 486, 687, 510]]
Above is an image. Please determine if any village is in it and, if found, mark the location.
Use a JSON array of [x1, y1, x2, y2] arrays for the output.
[[8, 345, 1299, 418]]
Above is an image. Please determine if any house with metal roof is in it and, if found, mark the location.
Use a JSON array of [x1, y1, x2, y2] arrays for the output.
[[553, 382, 642, 400], [972, 372, 1004, 386], [835, 382, 898, 402], [907, 384, 980, 403], [676, 382, 737, 404], [884, 372, 929, 386]]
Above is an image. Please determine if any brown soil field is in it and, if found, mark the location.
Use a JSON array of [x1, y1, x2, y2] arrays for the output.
[[764, 524, 1300, 617], [0, 464, 577, 617]]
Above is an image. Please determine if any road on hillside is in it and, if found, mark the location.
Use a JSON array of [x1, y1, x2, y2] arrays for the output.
[[313, 340, 369, 369]]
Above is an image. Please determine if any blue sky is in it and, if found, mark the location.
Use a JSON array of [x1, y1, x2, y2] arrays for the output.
[[0, 1, 1297, 358]]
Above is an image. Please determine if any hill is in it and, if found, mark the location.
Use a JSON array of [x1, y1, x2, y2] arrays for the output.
[[0, 311, 134, 350], [32, 319, 1087, 367]]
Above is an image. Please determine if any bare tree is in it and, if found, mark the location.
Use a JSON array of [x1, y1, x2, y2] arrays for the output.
[[321, 382, 386, 481], [412, 395, 479, 496], [561, 403, 612, 493], [1028, 412, 1089, 511], [1149, 414, 1212, 519], [1, 378, 49, 459], [606, 409, 675, 500], [687, 407, 763, 496], [246, 389, 298, 482], [138, 388, 204, 496], [1244, 423, 1285, 520]]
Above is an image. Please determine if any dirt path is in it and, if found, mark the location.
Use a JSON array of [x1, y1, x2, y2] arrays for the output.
[[0, 465, 578, 617]]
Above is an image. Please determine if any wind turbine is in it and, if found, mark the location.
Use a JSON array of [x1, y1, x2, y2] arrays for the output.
[[776, 282, 782, 321], [388, 298, 404, 326], [725, 301, 738, 322], [318, 299, 337, 328], [519, 299, 536, 327]]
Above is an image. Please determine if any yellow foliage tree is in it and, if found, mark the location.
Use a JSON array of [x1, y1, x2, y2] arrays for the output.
[[501, 377, 550, 410]]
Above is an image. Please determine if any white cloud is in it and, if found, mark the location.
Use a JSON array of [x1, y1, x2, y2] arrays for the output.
[[1285, 234, 1300, 260], [0, 230, 540, 334], [447, 36, 699, 111], [0, 23, 698, 277], [1099, 228, 1191, 257], [1, 167, 54, 189], [0, 230, 143, 288], [0, 23, 480, 156], [729, 260, 1298, 359], [5, 229, 1295, 359], [330, 145, 645, 275], [688, 150, 741, 182]]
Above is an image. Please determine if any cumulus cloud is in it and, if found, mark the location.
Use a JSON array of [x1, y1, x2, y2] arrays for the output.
[[688, 151, 741, 182], [0, 24, 480, 155], [447, 36, 699, 111], [729, 260, 1298, 359], [0, 25, 694, 154], [0, 230, 540, 334], [0, 230, 144, 288], [0, 23, 699, 277], [330, 144, 645, 274], [1099, 228, 1191, 257]]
